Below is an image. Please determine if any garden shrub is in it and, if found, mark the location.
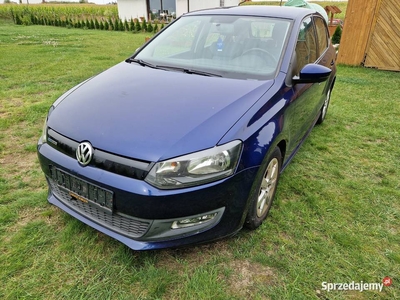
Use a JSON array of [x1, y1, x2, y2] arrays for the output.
[[135, 19, 141, 32], [332, 26, 342, 44], [130, 19, 135, 32], [4, 5, 161, 34], [141, 19, 147, 32]]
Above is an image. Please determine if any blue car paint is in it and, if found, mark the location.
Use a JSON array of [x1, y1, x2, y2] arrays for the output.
[[37, 6, 337, 250], [38, 138, 259, 249], [48, 62, 274, 162]]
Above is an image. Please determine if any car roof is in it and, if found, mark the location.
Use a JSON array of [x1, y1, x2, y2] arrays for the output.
[[184, 5, 314, 20]]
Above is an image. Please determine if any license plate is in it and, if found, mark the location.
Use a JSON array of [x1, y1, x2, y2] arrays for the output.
[[50, 166, 114, 213]]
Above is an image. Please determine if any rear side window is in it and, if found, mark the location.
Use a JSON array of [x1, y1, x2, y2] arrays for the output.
[[294, 17, 317, 75], [314, 16, 329, 56]]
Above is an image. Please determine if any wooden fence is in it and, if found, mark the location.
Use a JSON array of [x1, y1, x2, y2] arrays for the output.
[[337, 0, 400, 71]]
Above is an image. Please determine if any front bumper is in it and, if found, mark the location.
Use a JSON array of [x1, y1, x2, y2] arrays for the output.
[[38, 141, 258, 250]]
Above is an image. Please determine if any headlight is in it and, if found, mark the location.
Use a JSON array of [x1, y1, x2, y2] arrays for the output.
[[41, 106, 54, 143], [41, 117, 48, 143], [145, 140, 242, 189]]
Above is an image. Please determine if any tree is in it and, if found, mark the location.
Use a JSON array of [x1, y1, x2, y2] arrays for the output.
[[124, 19, 129, 31], [130, 18, 135, 32], [135, 19, 141, 32], [94, 19, 100, 30], [332, 26, 342, 44], [114, 18, 119, 31], [141, 19, 147, 32]]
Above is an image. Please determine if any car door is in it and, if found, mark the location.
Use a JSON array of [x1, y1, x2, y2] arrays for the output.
[[285, 15, 330, 157]]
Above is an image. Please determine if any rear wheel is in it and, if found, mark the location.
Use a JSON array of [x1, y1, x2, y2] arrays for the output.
[[245, 147, 282, 230]]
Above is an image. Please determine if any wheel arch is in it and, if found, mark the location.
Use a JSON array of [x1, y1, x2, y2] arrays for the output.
[[276, 139, 287, 166]]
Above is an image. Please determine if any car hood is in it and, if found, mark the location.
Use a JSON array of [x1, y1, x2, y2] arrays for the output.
[[48, 62, 273, 162]]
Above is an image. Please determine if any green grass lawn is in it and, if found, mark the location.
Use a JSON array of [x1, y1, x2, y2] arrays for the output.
[[0, 20, 399, 299]]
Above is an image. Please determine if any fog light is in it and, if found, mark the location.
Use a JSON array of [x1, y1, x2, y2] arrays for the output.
[[171, 213, 217, 229]]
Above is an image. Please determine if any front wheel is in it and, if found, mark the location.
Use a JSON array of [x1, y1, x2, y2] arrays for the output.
[[245, 147, 282, 230]]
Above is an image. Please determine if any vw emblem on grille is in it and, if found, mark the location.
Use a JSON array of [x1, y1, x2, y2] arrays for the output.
[[76, 142, 94, 166]]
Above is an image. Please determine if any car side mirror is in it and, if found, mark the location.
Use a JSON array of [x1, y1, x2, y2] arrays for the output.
[[292, 64, 332, 84]]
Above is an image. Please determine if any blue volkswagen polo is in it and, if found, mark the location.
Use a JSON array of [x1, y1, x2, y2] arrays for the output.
[[37, 6, 336, 250]]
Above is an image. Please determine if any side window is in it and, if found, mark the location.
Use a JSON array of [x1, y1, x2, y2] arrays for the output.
[[314, 17, 329, 57], [294, 17, 317, 75]]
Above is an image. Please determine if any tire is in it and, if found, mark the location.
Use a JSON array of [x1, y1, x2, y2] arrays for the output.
[[317, 88, 331, 125], [245, 147, 282, 230]]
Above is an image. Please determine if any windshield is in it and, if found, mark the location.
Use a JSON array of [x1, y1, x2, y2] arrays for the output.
[[134, 15, 291, 80]]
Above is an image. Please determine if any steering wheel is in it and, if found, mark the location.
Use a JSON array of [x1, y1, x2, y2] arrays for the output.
[[242, 48, 277, 65]]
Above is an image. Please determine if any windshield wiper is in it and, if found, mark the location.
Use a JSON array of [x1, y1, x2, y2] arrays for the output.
[[183, 68, 222, 77], [126, 58, 159, 69], [126, 59, 222, 77], [155, 65, 222, 77]]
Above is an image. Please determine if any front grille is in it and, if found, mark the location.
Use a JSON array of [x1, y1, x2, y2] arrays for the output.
[[48, 177, 151, 238], [47, 128, 153, 180]]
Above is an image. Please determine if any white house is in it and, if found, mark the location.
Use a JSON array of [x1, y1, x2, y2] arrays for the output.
[[1, 0, 108, 4], [117, 0, 241, 22], [117, 0, 150, 21], [176, 0, 240, 17]]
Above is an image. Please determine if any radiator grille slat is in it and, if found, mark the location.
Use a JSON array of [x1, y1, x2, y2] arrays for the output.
[[49, 178, 151, 238]]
